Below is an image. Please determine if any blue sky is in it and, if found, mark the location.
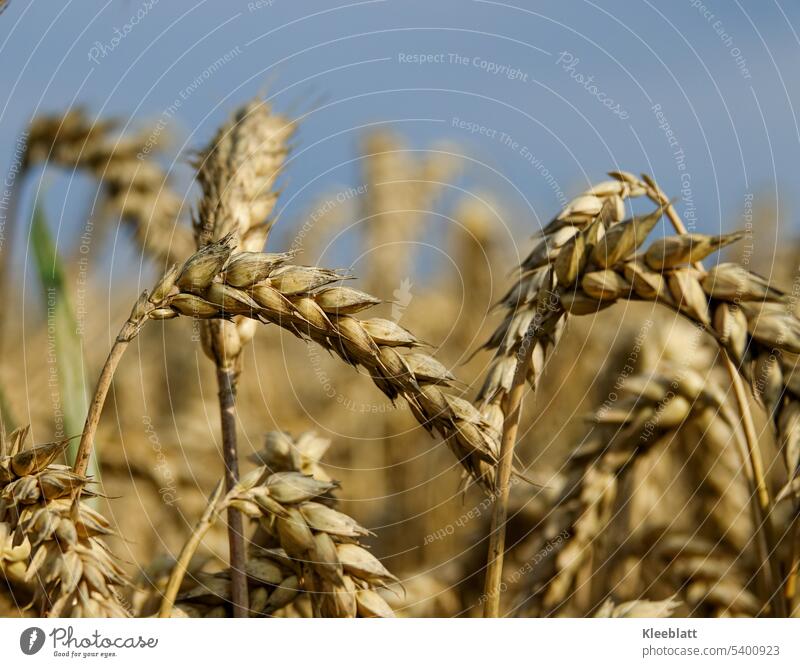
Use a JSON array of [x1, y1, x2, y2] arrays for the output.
[[1, 0, 799, 287]]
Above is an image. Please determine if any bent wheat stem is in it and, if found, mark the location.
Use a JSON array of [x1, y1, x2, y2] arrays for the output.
[[159, 480, 225, 618], [74, 269, 178, 477], [73, 320, 137, 477]]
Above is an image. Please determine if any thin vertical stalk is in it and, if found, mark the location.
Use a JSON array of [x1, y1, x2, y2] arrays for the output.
[[483, 343, 532, 617], [216, 366, 248, 617]]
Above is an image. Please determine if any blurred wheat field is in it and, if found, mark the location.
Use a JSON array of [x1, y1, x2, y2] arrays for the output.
[[1, 96, 800, 620]]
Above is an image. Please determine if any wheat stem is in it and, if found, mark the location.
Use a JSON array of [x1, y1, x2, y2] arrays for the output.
[[482, 330, 533, 617], [159, 480, 225, 618], [215, 366, 249, 617], [73, 283, 170, 478]]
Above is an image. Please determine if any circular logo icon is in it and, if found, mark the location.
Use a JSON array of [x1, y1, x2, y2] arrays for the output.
[[20, 627, 45, 656]]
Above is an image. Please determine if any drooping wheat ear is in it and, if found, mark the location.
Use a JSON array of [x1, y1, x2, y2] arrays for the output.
[[360, 130, 461, 288], [483, 173, 800, 503], [23, 109, 193, 264], [148, 236, 501, 488], [482, 174, 800, 613], [479, 173, 648, 615], [594, 596, 678, 618], [521, 363, 743, 616], [164, 431, 396, 618], [0, 426, 129, 617], [478, 172, 648, 409]]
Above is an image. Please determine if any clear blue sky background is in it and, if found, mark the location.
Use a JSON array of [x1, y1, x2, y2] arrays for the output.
[[2, 0, 799, 289]]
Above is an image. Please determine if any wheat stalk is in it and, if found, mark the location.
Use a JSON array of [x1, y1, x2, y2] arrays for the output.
[[73, 270, 178, 478], [158, 480, 225, 617]]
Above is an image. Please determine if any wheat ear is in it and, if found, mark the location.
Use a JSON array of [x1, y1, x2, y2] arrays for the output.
[[477, 174, 646, 615], [1, 427, 128, 616], [23, 110, 193, 264], [478, 171, 800, 613], [145, 235, 502, 488], [169, 431, 396, 618], [524, 363, 743, 615]]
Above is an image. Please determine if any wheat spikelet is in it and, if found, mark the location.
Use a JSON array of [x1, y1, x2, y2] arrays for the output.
[[24, 109, 192, 264], [173, 431, 395, 618], [0, 426, 128, 617]]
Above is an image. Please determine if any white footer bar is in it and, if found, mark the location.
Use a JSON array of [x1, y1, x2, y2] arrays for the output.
[[0, 618, 797, 666]]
